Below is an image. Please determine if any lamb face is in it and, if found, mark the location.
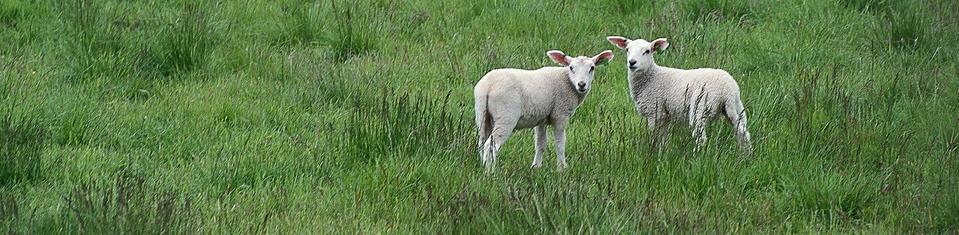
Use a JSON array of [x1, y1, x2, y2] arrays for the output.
[[606, 36, 669, 73], [547, 50, 614, 94]]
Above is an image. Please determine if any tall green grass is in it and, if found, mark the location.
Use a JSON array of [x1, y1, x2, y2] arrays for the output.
[[0, 115, 45, 186], [60, 168, 198, 233], [328, 0, 377, 62], [149, 2, 217, 77], [0, 0, 24, 28], [0, 0, 957, 233]]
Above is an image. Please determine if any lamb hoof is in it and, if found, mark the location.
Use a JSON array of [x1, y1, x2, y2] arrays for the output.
[[556, 163, 568, 172], [484, 166, 495, 175]]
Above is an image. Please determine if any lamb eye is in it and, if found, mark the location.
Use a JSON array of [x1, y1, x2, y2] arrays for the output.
[[643, 50, 650, 55], [569, 67, 573, 72], [589, 66, 594, 72]]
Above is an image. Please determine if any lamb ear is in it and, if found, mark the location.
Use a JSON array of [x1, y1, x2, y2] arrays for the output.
[[546, 50, 570, 66], [651, 38, 669, 52], [593, 50, 614, 66], [607, 36, 630, 50]]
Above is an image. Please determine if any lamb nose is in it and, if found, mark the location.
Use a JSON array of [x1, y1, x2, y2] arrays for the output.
[[577, 82, 586, 88], [628, 60, 637, 66]]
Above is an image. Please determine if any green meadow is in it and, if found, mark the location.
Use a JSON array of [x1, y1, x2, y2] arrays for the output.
[[1, 0, 957, 233]]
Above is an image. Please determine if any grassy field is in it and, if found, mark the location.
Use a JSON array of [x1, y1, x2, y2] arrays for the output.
[[1, 0, 958, 233]]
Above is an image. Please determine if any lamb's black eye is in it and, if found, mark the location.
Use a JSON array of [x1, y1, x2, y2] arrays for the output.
[[589, 66, 594, 72], [569, 67, 573, 72], [643, 50, 650, 55]]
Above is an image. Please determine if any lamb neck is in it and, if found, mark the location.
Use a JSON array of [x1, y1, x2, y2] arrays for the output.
[[627, 65, 662, 103]]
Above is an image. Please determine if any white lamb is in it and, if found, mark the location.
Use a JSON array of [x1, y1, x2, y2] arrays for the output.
[[606, 36, 752, 153], [474, 50, 614, 173]]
